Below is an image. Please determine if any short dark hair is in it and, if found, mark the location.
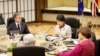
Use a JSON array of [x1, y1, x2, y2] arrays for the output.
[[56, 14, 65, 22], [13, 13, 20, 19], [77, 27, 91, 39]]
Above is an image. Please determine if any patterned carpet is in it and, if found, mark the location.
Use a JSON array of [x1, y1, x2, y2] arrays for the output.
[[27, 23, 100, 39], [27, 23, 56, 35]]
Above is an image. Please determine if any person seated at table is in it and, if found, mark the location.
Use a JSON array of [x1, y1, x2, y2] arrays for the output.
[[57, 27, 95, 56], [55, 14, 72, 39], [0, 13, 5, 25], [7, 13, 30, 35], [23, 34, 35, 46], [18, 34, 35, 47]]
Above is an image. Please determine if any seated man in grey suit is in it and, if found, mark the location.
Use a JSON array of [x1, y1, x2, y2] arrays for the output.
[[7, 13, 30, 35]]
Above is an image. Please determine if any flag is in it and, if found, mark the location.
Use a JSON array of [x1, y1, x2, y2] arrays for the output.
[[91, 0, 98, 17], [78, 0, 84, 15]]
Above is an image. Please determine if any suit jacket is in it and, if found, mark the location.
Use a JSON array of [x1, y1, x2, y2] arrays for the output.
[[7, 22, 30, 35]]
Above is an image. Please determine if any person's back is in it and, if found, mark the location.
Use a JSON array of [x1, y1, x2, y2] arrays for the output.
[[80, 40, 94, 56]]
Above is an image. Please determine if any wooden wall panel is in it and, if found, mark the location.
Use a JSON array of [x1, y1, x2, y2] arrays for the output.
[[47, 0, 88, 8]]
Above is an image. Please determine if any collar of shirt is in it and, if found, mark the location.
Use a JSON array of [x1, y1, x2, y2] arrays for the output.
[[15, 22, 21, 28], [59, 25, 66, 30]]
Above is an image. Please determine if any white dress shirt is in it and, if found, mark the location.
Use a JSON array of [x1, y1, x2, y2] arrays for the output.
[[55, 24, 72, 39]]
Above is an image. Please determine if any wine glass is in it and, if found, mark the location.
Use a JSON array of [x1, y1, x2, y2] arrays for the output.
[[10, 30, 14, 36], [10, 30, 15, 39]]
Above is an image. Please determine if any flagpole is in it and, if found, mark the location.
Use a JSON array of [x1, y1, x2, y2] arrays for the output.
[[91, 0, 98, 30], [91, 16, 98, 31], [91, 16, 95, 30], [80, 13, 83, 27], [78, 0, 84, 26]]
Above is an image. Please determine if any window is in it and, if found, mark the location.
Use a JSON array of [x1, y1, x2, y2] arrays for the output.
[[0, 0, 35, 24]]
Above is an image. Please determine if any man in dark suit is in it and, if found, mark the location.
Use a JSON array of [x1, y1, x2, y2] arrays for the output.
[[7, 13, 30, 35]]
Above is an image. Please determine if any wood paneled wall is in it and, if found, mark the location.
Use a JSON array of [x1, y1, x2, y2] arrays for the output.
[[47, 0, 100, 8], [35, 0, 47, 22]]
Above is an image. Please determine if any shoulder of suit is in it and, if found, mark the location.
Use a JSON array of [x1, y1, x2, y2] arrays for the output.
[[21, 22, 26, 25], [10, 22, 15, 25], [8, 22, 15, 27]]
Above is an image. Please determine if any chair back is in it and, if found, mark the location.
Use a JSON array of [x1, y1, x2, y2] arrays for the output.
[[95, 39, 100, 56], [65, 17, 80, 28], [13, 46, 45, 56], [65, 17, 80, 39]]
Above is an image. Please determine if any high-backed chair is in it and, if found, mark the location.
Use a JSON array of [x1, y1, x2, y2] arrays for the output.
[[13, 46, 45, 56], [95, 39, 100, 56], [65, 17, 80, 39], [7, 17, 25, 27]]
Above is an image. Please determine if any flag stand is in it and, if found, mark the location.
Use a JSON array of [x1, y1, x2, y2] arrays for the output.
[[91, 16, 97, 31], [80, 13, 84, 27], [80, 13, 97, 31], [91, 0, 99, 31], [91, 17, 94, 30]]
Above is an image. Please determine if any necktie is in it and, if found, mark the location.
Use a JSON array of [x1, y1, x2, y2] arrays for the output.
[[17, 24, 20, 31], [17, 24, 21, 34]]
